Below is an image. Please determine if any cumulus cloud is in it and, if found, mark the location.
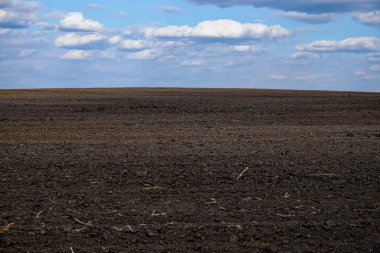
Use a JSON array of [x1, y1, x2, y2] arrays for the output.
[[289, 52, 320, 59], [144, 19, 290, 40], [188, 0, 380, 14], [296, 37, 380, 53], [354, 11, 380, 28], [278, 11, 338, 24], [154, 6, 182, 13], [62, 50, 92, 60], [109, 35, 121, 45], [0, 0, 40, 11], [120, 39, 150, 51], [55, 32, 107, 49], [0, 0, 40, 28], [58, 12, 103, 32], [230, 45, 262, 52], [127, 49, 160, 60], [0, 9, 31, 28]]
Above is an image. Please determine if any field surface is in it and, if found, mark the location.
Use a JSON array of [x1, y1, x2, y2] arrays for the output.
[[0, 88, 379, 252]]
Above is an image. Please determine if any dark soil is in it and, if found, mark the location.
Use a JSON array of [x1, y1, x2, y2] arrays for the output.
[[0, 88, 379, 252]]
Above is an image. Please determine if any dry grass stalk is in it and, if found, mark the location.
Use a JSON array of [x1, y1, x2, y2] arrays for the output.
[[236, 167, 249, 180], [1, 222, 14, 232]]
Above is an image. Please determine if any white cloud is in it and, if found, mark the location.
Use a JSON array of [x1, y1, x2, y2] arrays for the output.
[[87, 3, 102, 9], [144, 19, 290, 40], [0, 0, 40, 11], [289, 52, 320, 59], [296, 37, 380, 53], [127, 49, 160, 60], [19, 49, 35, 57], [42, 11, 65, 19], [55, 32, 106, 49], [180, 59, 206, 66], [354, 11, 380, 28], [58, 12, 103, 32], [354, 70, 366, 76], [269, 74, 288, 80], [367, 53, 380, 62], [35, 21, 55, 30], [0, 28, 11, 35], [154, 6, 182, 13], [109, 35, 121, 45], [0, 8, 34, 28], [120, 39, 150, 51], [230, 45, 262, 52], [188, 0, 380, 14], [116, 12, 128, 17], [62, 50, 92, 60], [370, 65, 380, 71], [0, 0, 40, 29], [278, 11, 338, 24]]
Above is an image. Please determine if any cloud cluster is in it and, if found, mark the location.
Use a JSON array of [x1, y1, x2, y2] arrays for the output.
[[230, 45, 262, 52], [188, 0, 380, 14], [62, 50, 92, 60], [278, 11, 338, 24], [0, 0, 40, 28], [55, 32, 107, 49], [354, 11, 380, 28], [120, 39, 150, 51], [296, 37, 380, 53], [289, 52, 320, 59], [144, 19, 290, 40], [86, 3, 102, 9], [154, 6, 182, 13], [127, 49, 160, 60], [58, 12, 103, 32]]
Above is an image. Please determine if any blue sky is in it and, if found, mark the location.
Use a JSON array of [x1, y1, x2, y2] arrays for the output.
[[0, 0, 380, 91]]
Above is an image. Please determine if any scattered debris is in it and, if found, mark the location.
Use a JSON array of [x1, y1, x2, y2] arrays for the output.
[[142, 186, 162, 190], [230, 234, 239, 243], [311, 173, 338, 177], [275, 213, 295, 218], [112, 226, 124, 232], [205, 198, 218, 205], [151, 210, 167, 216]]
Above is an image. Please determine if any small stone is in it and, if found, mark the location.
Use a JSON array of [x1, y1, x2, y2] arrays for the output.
[[40, 229, 47, 235], [146, 229, 156, 237], [1, 236, 14, 247], [230, 234, 238, 243], [100, 246, 109, 253]]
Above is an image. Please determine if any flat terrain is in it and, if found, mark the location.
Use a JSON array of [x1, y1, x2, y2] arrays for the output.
[[0, 88, 379, 252]]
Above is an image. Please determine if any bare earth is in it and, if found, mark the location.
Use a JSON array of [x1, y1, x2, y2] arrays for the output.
[[0, 88, 379, 252]]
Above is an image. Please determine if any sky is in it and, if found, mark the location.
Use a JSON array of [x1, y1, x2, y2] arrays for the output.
[[0, 0, 380, 91]]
